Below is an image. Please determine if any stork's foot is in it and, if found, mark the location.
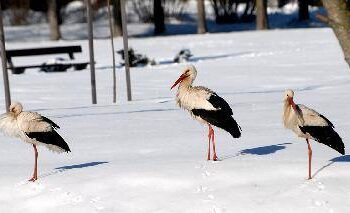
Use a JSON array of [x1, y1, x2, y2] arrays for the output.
[[213, 155, 218, 161], [28, 175, 37, 182]]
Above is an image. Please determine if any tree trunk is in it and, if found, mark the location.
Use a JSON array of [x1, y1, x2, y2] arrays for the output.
[[321, 0, 350, 67], [112, 0, 122, 37], [256, 0, 268, 30], [47, 0, 61, 40], [298, 0, 309, 21], [197, 0, 207, 34], [153, 0, 165, 35]]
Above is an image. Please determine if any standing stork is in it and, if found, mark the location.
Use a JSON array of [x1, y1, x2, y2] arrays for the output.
[[171, 65, 241, 161], [283, 89, 345, 179], [0, 102, 71, 182]]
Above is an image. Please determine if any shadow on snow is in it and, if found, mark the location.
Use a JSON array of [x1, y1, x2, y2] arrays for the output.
[[38, 161, 109, 180], [240, 143, 292, 155], [330, 155, 350, 162], [312, 155, 350, 178], [55, 161, 109, 170], [220, 143, 291, 160]]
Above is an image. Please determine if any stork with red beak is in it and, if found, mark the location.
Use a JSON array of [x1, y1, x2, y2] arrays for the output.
[[171, 65, 241, 161], [283, 89, 345, 179]]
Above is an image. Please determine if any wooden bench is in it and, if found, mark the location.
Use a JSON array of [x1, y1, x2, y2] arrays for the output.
[[6, 45, 89, 74]]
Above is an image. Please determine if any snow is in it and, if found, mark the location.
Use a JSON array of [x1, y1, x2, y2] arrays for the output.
[[1, 28, 350, 212]]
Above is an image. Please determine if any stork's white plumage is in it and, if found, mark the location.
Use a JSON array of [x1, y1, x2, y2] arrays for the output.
[[283, 89, 345, 179], [171, 65, 241, 161], [0, 102, 70, 181]]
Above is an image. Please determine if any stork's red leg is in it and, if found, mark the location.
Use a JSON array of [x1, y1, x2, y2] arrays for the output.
[[209, 126, 218, 161], [207, 125, 211, 160], [306, 139, 312, 180], [29, 144, 38, 182]]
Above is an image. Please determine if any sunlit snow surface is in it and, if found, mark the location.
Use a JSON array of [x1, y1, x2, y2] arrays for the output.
[[1, 28, 350, 213]]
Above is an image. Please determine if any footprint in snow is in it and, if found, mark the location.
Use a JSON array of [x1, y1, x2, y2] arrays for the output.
[[61, 191, 84, 205], [14, 181, 46, 196], [90, 196, 104, 210], [212, 205, 226, 213], [301, 180, 325, 192], [195, 162, 206, 169], [202, 170, 211, 178], [196, 185, 209, 193], [312, 199, 331, 209], [15, 180, 104, 211], [195, 161, 226, 211], [58, 189, 105, 210], [316, 181, 325, 191], [208, 194, 215, 200]]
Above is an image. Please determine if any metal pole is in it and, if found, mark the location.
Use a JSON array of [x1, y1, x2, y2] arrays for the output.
[[85, 0, 97, 104], [107, 0, 117, 103], [120, 0, 132, 101], [0, 4, 10, 112]]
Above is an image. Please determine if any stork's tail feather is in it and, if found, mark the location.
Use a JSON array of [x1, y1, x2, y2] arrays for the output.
[[225, 117, 241, 138], [26, 131, 71, 153], [299, 126, 345, 155], [191, 109, 241, 139]]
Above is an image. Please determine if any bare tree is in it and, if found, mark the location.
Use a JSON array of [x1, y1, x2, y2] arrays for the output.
[[256, 0, 268, 30], [320, 0, 350, 67], [47, 0, 61, 40], [154, 0, 165, 35], [298, 0, 309, 21], [112, 0, 122, 36], [197, 0, 207, 34]]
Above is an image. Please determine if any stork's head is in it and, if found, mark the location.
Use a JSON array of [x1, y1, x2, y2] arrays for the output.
[[171, 65, 197, 89], [284, 89, 294, 100], [9, 102, 23, 116], [284, 89, 296, 110]]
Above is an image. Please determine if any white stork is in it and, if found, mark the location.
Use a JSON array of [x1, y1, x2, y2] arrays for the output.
[[0, 102, 70, 182], [283, 89, 345, 179], [171, 65, 241, 161]]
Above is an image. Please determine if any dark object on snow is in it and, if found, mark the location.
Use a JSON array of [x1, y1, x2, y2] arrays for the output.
[[6, 45, 89, 74], [174, 49, 193, 63], [40, 58, 72, 72], [117, 48, 156, 67]]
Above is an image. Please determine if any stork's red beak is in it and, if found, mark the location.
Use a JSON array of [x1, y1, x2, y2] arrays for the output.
[[288, 97, 297, 110], [171, 73, 188, 90]]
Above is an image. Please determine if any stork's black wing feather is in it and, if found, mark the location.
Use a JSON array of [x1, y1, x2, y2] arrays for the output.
[[26, 131, 71, 152], [191, 94, 241, 138], [207, 93, 233, 115], [319, 114, 334, 128], [41, 116, 60, 129], [192, 109, 241, 138], [299, 126, 344, 155]]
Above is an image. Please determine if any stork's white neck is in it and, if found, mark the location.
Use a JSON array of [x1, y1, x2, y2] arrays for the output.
[[283, 100, 292, 127], [177, 76, 194, 95], [283, 99, 305, 129]]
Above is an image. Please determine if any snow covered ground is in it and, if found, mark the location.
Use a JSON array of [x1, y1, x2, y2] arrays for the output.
[[1, 28, 350, 212]]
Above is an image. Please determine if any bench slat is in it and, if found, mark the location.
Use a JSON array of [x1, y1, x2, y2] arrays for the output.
[[6, 45, 82, 58], [7, 62, 89, 70]]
